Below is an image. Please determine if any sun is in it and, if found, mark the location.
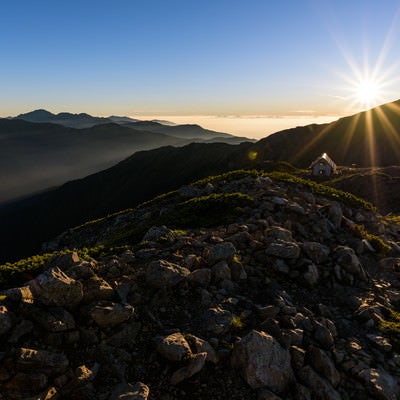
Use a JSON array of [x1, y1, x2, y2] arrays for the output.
[[354, 79, 381, 108]]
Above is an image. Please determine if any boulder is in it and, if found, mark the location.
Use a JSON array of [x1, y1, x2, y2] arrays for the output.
[[366, 334, 392, 353], [333, 246, 367, 281], [146, 260, 190, 288], [302, 242, 330, 264], [265, 241, 300, 259], [231, 330, 294, 393], [170, 352, 207, 385], [32, 267, 83, 307], [16, 347, 69, 375], [328, 202, 343, 228], [313, 321, 335, 349], [110, 381, 150, 400], [298, 365, 341, 400], [358, 368, 399, 400], [303, 264, 319, 286], [187, 334, 218, 363], [265, 226, 293, 242], [202, 306, 233, 335], [187, 268, 212, 287], [33, 306, 76, 332], [208, 242, 236, 265], [82, 276, 115, 303], [155, 332, 192, 362], [212, 261, 232, 281], [50, 251, 80, 270], [142, 225, 172, 242], [306, 346, 340, 387], [90, 301, 134, 327]]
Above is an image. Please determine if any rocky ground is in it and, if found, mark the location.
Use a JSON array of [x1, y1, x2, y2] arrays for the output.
[[1, 174, 400, 399]]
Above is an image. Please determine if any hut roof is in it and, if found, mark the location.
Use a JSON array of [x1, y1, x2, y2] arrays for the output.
[[309, 153, 337, 169]]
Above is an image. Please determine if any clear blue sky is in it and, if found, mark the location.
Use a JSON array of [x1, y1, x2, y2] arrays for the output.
[[2, 0, 400, 135]]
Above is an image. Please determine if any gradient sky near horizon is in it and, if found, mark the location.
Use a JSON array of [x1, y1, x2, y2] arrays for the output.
[[2, 0, 400, 138]]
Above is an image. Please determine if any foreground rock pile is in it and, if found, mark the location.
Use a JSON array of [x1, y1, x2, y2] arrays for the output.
[[1, 174, 400, 399]]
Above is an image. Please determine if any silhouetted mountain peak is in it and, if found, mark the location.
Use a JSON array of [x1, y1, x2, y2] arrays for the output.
[[17, 109, 56, 120]]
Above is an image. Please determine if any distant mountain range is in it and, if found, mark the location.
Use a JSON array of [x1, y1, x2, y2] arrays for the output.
[[15, 109, 114, 128], [0, 110, 252, 203], [2, 99, 400, 263]]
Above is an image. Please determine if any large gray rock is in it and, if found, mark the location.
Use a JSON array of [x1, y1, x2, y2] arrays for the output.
[[32, 267, 83, 307], [358, 368, 400, 400], [212, 261, 231, 281], [33, 307, 76, 332], [170, 352, 207, 385], [50, 251, 80, 270], [366, 334, 392, 353], [208, 243, 236, 265], [266, 240, 300, 259], [328, 202, 343, 228], [303, 264, 319, 286], [306, 346, 340, 387], [110, 381, 150, 400], [142, 225, 172, 242], [313, 321, 335, 349], [265, 226, 293, 242], [82, 276, 115, 303], [146, 260, 190, 288], [333, 246, 367, 280], [298, 365, 341, 400], [202, 306, 233, 335], [155, 332, 192, 362], [90, 301, 134, 327], [302, 242, 330, 264], [231, 330, 294, 393], [188, 335, 218, 363], [16, 347, 69, 375], [188, 268, 212, 287]]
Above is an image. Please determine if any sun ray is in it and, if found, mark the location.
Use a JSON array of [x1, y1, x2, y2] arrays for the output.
[[290, 121, 338, 165], [342, 113, 360, 157], [375, 105, 400, 157]]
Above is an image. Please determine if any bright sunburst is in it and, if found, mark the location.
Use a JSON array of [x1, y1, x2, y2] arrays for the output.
[[354, 79, 381, 108]]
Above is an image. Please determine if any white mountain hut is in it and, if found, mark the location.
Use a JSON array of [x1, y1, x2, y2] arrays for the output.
[[309, 153, 337, 176]]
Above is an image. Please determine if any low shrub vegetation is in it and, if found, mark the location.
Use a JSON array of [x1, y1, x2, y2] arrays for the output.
[[379, 307, 400, 351], [192, 170, 261, 188], [160, 192, 254, 228], [268, 172, 376, 211], [0, 245, 129, 289], [350, 224, 391, 255]]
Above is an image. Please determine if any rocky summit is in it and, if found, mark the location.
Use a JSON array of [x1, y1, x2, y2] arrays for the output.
[[1, 172, 400, 399]]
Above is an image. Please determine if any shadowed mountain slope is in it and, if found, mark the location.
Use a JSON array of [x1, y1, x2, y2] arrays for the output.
[[252, 99, 400, 167], [0, 117, 252, 204], [0, 119, 188, 203], [0, 142, 254, 262]]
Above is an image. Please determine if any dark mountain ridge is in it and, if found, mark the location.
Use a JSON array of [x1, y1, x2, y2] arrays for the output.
[[253, 99, 400, 167], [16, 109, 110, 128]]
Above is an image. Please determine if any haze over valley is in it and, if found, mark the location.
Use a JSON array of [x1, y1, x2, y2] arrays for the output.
[[0, 110, 251, 203]]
